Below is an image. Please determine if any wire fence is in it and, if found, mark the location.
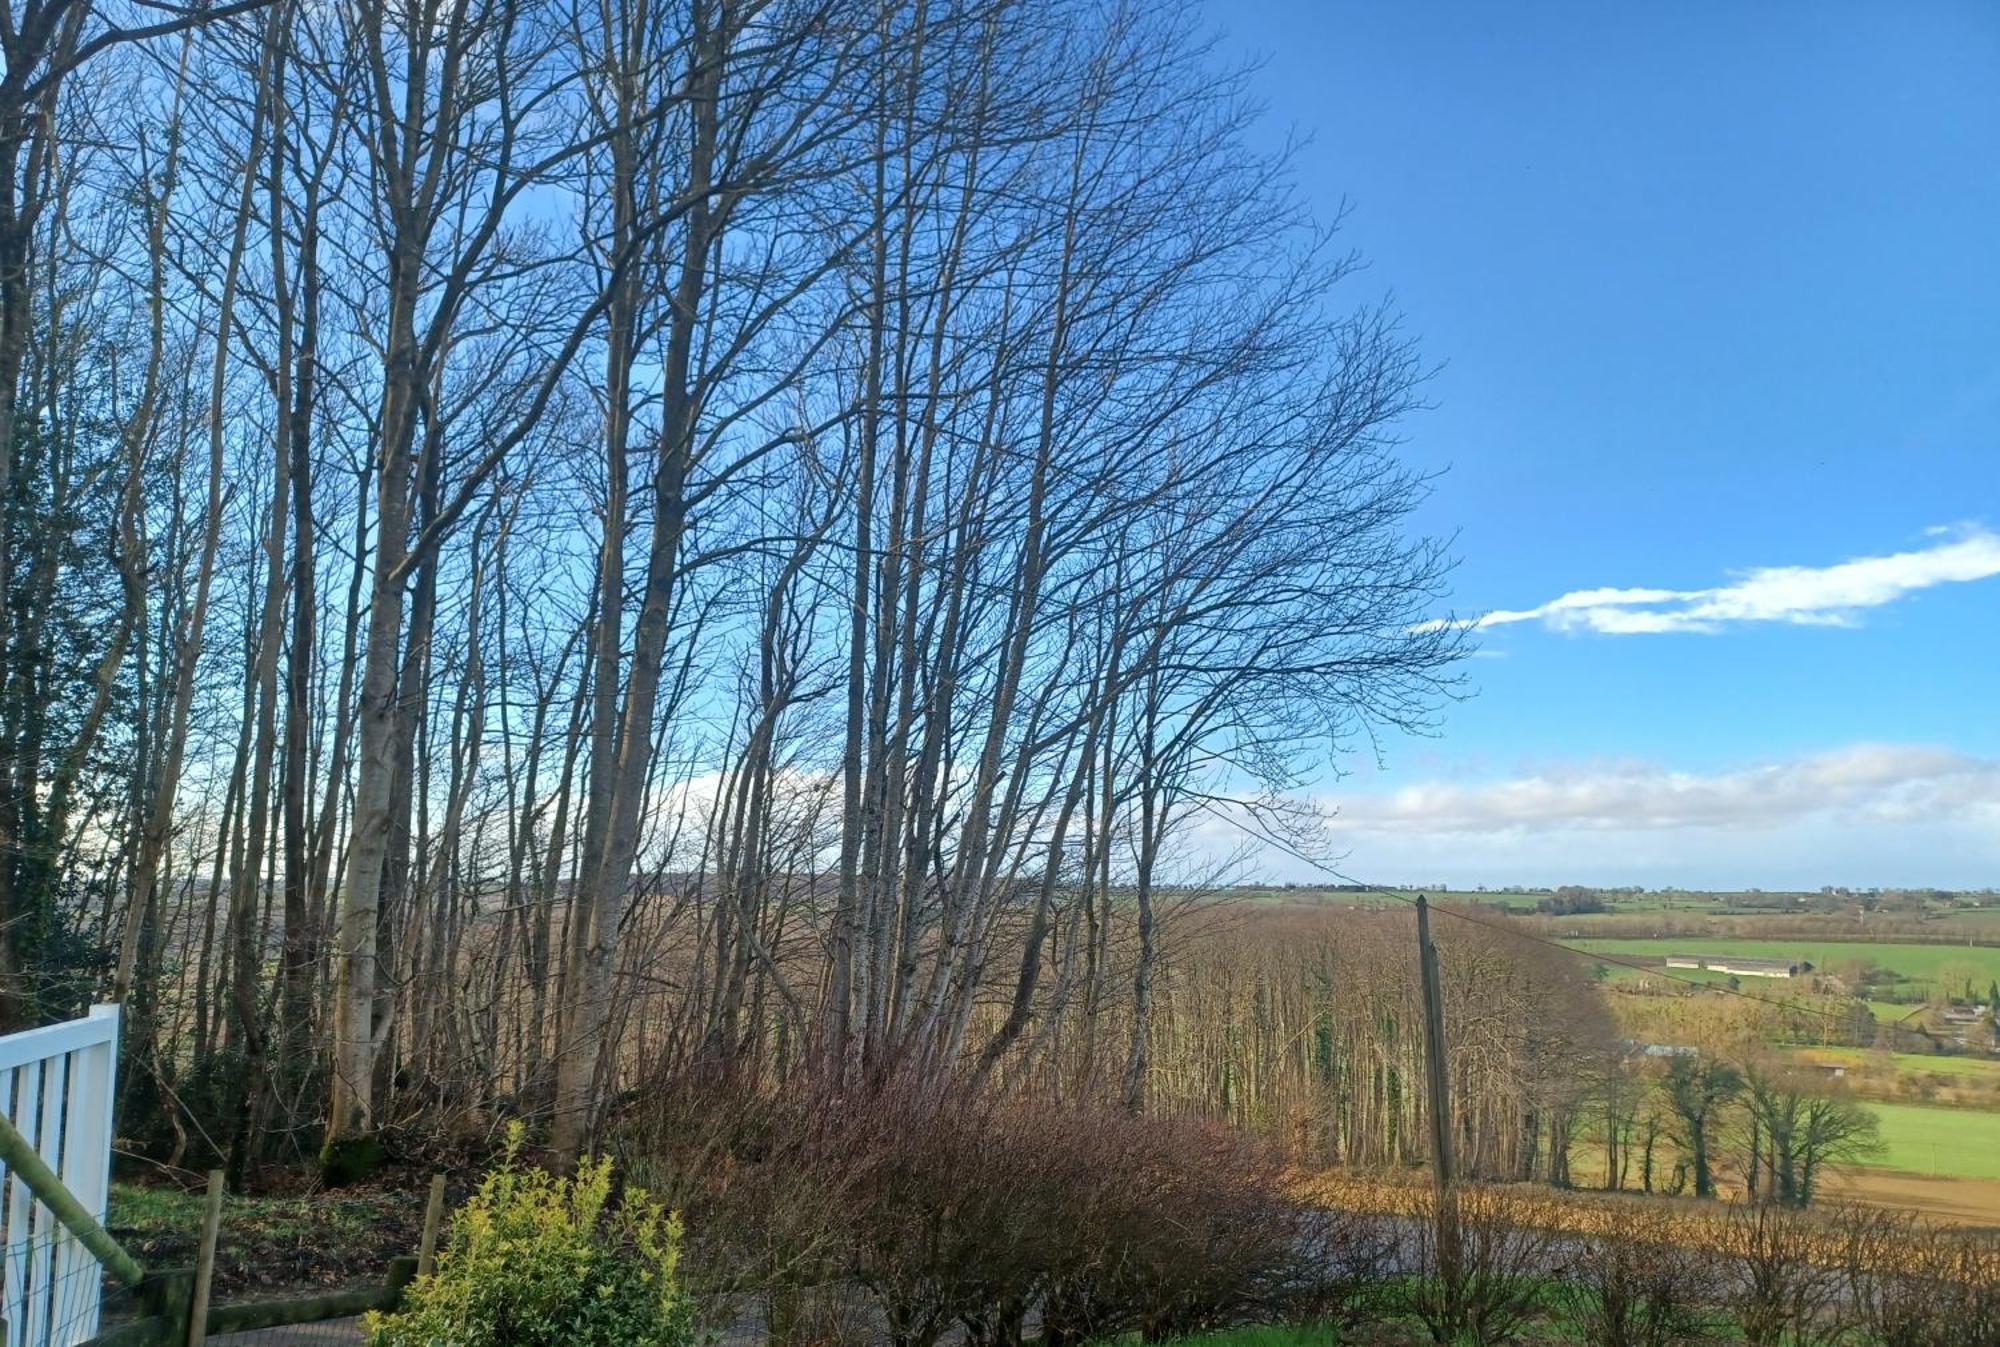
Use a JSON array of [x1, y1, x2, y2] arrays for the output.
[[49, 1174, 434, 1347], [0, 1228, 121, 1347]]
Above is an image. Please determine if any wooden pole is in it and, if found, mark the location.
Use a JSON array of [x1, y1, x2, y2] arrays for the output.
[[1415, 895, 1454, 1188], [185, 1170, 225, 1347], [1415, 895, 1461, 1286], [417, 1173, 447, 1277]]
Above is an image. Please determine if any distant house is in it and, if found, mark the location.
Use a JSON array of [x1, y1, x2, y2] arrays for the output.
[[1664, 954, 1808, 979]]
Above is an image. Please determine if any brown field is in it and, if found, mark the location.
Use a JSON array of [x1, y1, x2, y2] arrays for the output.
[[1824, 1165, 2000, 1228], [1559, 1145, 2000, 1228]]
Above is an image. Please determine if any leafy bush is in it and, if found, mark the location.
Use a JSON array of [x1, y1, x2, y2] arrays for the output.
[[366, 1126, 692, 1347]]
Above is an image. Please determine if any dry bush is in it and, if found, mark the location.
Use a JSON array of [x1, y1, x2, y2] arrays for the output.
[[1836, 1206, 2000, 1347], [1400, 1186, 1558, 1346], [616, 1073, 1353, 1347], [610, 1075, 873, 1340], [1029, 1113, 1372, 1343], [1548, 1216, 1720, 1347], [832, 1083, 1337, 1347], [1720, 1200, 1849, 1347]]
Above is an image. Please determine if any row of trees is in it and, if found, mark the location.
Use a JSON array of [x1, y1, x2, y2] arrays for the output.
[[1131, 905, 1607, 1183], [1, 0, 1463, 1170], [1098, 903, 1877, 1209], [1599, 1048, 1879, 1209]]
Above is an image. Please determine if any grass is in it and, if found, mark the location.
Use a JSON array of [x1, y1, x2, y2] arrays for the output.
[[1118, 1329, 1337, 1347], [1565, 936, 2000, 992], [1868, 998, 1924, 1022], [1792, 1046, 2000, 1083], [107, 1181, 424, 1294], [1865, 1101, 2000, 1180]]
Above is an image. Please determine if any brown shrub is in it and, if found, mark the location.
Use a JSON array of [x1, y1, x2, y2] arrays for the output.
[[1400, 1186, 1558, 1346], [1720, 1200, 1848, 1347], [1836, 1206, 2000, 1347], [616, 1072, 1362, 1347], [1549, 1217, 1720, 1347]]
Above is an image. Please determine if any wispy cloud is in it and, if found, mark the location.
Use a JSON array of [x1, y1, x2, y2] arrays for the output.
[[1324, 744, 2000, 835], [1420, 525, 2000, 635]]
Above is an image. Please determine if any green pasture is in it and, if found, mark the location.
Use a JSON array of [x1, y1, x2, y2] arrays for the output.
[[1867, 999, 1923, 1022], [1864, 1100, 2000, 1180], [1791, 1046, 2000, 1084], [1564, 937, 2000, 991]]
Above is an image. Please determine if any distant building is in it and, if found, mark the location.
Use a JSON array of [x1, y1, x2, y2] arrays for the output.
[[1664, 954, 1808, 979]]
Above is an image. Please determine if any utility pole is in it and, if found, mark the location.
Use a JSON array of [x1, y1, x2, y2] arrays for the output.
[[1415, 895, 1461, 1289], [1416, 894, 1454, 1187]]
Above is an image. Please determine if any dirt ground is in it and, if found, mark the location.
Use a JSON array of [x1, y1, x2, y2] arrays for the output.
[[1823, 1164, 2000, 1227]]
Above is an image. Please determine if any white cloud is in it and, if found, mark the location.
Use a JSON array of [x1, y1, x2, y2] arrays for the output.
[[1323, 744, 2000, 835], [1248, 744, 2000, 889], [1421, 525, 2000, 635]]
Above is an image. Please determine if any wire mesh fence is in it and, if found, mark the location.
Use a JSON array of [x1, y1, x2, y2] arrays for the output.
[[0, 1228, 121, 1346], [47, 1175, 434, 1347]]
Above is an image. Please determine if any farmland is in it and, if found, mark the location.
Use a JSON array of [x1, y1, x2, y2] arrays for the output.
[[1534, 894, 2000, 1221], [1864, 1101, 2000, 1181], [1564, 936, 2000, 995], [1792, 1046, 2000, 1084]]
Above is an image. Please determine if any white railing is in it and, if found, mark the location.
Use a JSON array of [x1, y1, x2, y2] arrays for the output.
[[0, 1006, 119, 1347]]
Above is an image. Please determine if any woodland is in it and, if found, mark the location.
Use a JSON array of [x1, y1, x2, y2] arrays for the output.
[[0, 0, 1467, 1175]]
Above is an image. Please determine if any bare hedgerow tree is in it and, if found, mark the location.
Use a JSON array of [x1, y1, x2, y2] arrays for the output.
[[1741, 1057, 1880, 1207], [321, 0, 648, 1152], [811, 0, 1462, 1096]]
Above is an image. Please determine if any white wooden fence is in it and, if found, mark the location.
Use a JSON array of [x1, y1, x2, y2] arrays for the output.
[[0, 1006, 119, 1347]]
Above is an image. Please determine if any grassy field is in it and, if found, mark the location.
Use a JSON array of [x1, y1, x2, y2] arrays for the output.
[[1868, 999, 1924, 1022], [1864, 1101, 2000, 1180], [1792, 1046, 2000, 1083], [1565, 936, 2000, 990]]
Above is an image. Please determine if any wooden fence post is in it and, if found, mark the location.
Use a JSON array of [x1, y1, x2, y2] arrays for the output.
[[185, 1171, 225, 1347], [143, 1270, 195, 1347], [417, 1174, 446, 1278]]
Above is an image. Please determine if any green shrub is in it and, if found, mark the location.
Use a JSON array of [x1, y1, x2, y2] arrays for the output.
[[366, 1126, 692, 1347]]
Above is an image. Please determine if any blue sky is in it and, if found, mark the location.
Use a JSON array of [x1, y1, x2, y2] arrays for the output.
[[1203, 1, 2000, 889]]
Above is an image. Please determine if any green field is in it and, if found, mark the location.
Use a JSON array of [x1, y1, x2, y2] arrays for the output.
[[1791, 1046, 2000, 1083], [1865, 1100, 2000, 1180], [1565, 937, 2000, 990], [1867, 999, 1923, 1023]]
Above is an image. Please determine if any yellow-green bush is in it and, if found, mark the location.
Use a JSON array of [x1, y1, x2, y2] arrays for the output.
[[366, 1126, 691, 1347]]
